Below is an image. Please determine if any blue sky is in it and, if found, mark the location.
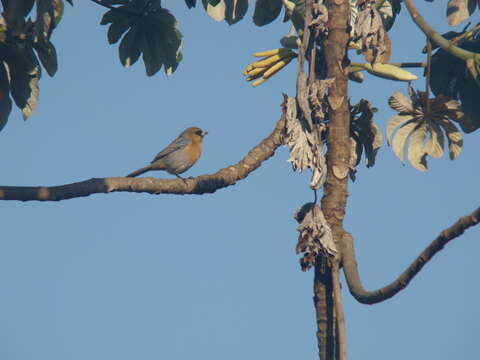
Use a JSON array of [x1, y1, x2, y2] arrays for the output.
[[1, 1, 479, 359]]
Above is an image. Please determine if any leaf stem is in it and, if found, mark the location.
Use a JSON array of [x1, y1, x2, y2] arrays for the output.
[[425, 37, 432, 115]]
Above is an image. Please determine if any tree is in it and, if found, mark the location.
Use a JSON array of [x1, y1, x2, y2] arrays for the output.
[[3, 0, 480, 358]]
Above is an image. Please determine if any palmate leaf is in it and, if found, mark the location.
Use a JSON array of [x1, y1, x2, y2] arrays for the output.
[[202, 0, 248, 25], [2, 0, 35, 28], [253, 0, 283, 26], [349, 99, 383, 169], [184, 0, 197, 8], [388, 91, 413, 113], [35, 0, 64, 40], [6, 43, 41, 120], [386, 114, 412, 144], [430, 40, 480, 133], [32, 39, 57, 76], [437, 118, 463, 159], [101, 1, 183, 76], [392, 121, 417, 163], [425, 122, 445, 159], [447, 0, 478, 26], [377, 0, 401, 31], [0, 61, 12, 131], [407, 126, 428, 171]]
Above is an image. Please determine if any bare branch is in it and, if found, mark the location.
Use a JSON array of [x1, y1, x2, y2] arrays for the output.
[[404, 0, 480, 61], [332, 261, 347, 360], [0, 115, 286, 202], [341, 207, 480, 304]]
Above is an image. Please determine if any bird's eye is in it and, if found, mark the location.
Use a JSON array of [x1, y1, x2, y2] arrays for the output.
[[196, 130, 203, 136]]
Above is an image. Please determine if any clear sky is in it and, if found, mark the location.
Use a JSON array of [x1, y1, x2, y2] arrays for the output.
[[1, 1, 479, 359]]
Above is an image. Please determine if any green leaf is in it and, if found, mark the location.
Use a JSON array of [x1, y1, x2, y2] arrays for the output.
[[378, 0, 401, 31], [0, 61, 12, 132], [142, 24, 165, 76], [100, 4, 135, 25], [184, 0, 196, 8], [430, 41, 480, 133], [141, 9, 182, 76], [119, 24, 143, 67], [225, 0, 248, 25], [6, 43, 41, 120], [202, 0, 248, 24], [107, 14, 134, 44], [35, 0, 63, 40], [253, 0, 282, 26], [102, 3, 182, 76], [4, 0, 35, 20], [32, 39, 57, 76], [101, 0, 130, 5]]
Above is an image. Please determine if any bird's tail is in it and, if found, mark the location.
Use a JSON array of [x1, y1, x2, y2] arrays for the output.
[[126, 165, 151, 177]]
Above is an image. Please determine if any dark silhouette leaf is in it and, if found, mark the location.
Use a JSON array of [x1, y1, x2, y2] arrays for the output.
[[253, 0, 282, 26], [430, 41, 480, 133], [184, 0, 196, 8], [225, 0, 248, 25], [0, 61, 12, 131], [119, 25, 142, 67], [6, 43, 41, 120], [107, 14, 134, 44], [32, 39, 57, 76], [101, 2, 182, 76]]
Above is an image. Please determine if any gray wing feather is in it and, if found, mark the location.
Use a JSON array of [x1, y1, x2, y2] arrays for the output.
[[151, 137, 191, 163]]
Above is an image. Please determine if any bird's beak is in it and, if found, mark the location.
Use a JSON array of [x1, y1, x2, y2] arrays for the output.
[[202, 131, 208, 137]]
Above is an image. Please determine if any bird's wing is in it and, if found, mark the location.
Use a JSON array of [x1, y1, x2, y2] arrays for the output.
[[151, 137, 191, 163]]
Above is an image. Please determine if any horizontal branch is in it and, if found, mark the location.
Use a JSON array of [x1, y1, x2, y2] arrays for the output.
[[0, 115, 286, 202], [341, 207, 480, 304]]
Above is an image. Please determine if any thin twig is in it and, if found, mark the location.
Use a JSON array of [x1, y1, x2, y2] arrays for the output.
[[404, 0, 479, 61], [425, 37, 432, 115], [341, 207, 480, 304]]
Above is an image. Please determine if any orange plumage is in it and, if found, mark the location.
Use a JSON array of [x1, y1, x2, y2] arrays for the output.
[[126, 127, 207, 178]]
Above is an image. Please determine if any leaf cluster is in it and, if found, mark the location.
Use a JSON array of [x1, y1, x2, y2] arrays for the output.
[[100, 0, 182, 76], [0, 0, 71, 130]]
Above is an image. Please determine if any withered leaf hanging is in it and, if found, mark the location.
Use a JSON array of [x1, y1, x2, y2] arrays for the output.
[[282, 95, 327, 189], [387, 85, 464, 171], [294, 203, 336, 272], [354, 0, 388, 64], [350, 99, 383, 169]]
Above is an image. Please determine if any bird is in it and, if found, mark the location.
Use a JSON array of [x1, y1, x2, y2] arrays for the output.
[[126, 127, 207, 178]]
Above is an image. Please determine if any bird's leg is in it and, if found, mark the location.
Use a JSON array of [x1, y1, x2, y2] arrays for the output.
[[174, 173, 188, 185]]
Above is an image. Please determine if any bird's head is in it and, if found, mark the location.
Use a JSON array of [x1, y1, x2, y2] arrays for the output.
[[182, 127, 208, 141]]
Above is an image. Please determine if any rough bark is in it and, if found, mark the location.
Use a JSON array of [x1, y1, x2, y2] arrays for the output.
[[0, 114, 285, 201], [342, 207, 480, 304], [315, 0, 350, 359]]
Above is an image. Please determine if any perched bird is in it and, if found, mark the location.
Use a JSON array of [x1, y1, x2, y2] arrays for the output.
[[127, 127, 207, 178]]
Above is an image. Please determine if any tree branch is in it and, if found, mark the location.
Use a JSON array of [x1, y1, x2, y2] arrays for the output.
[[403, 0, 480, 61], [331, 261, 347, 360], [341, 207, 480, 304], [0, 114, 286, 202]]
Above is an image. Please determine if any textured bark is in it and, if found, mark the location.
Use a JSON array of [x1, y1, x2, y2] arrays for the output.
[[314, 258, 336, 360], [342, 207, 480, 304], [0, 114, 285, 201], [331, 262, 346, 360], [314, 0, 350, 359]]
